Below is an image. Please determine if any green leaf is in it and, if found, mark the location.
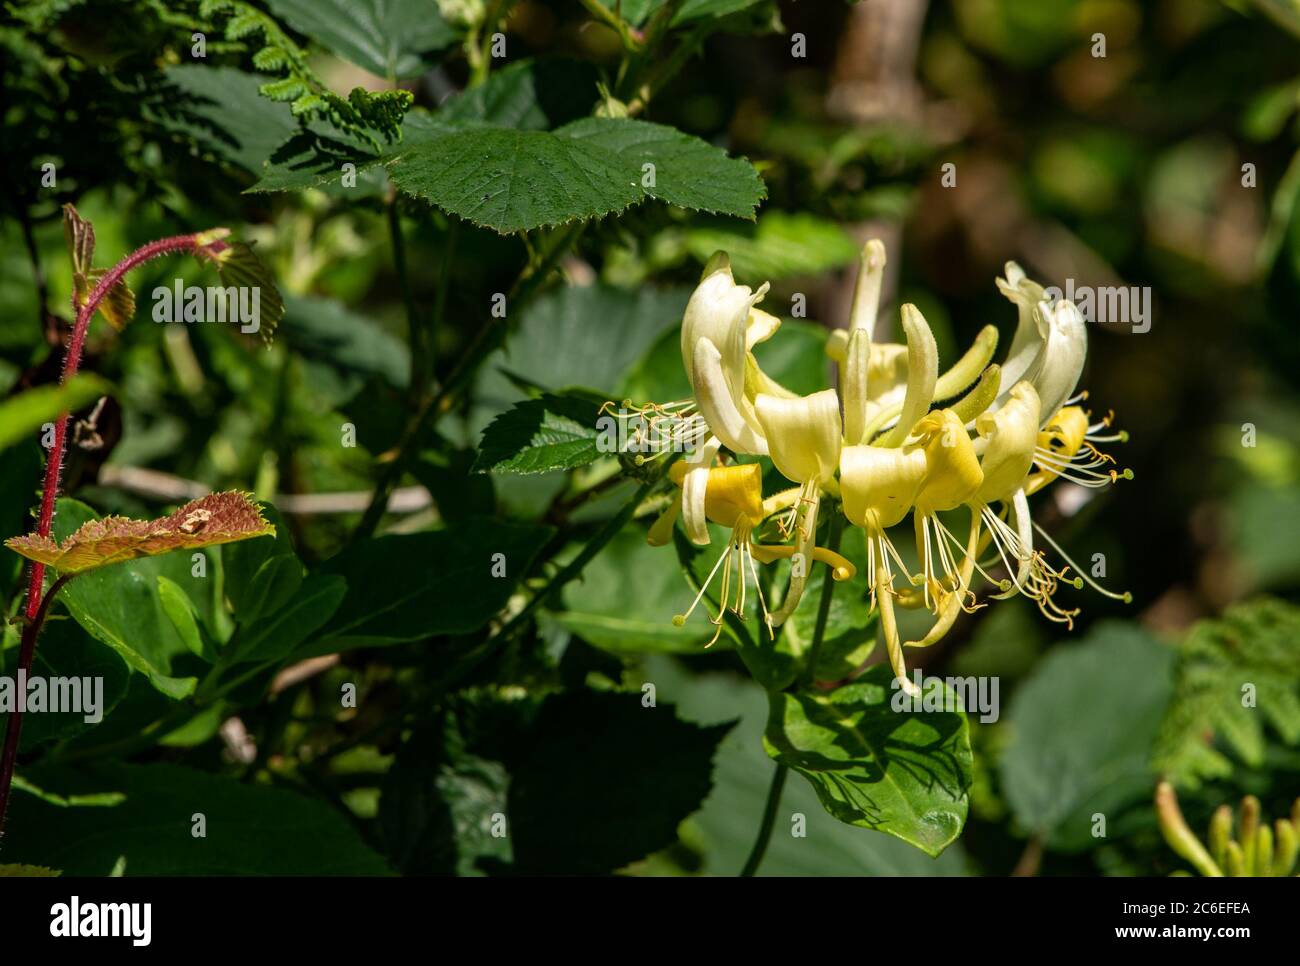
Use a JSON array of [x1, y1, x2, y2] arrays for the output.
[[3, 762, 391, 875], [387, 126, 640, 234], [0, 375, 112, 452], [307, 519, 553, 654], [999, 622, 1175, 850], [503, 690, 733, 874], [230, 572, 347, 664], [554, 525, 716, 654], [763, 665, 973, 857], [281, 294, 410, 390], [46, 499, 228, 699], [437, 58, 600, 130], [1, 618, 131, 752], [558, 117, 765, 219], [683, 211, 860, 281], [672, 0, 773, 26], [265, 0, 457, 80], [1153, 597, 1300, 788], [644, 654, 969, 874], [222, 504, 303, 627], [385, 118, 764, 233], [483, 284, 689, 403], [473, 394, 602, 475], [151, 66, 300, 175]]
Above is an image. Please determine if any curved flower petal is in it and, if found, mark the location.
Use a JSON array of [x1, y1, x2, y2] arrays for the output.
[[912, 410, 984, 514], [842, 328, 872, 444], [976, 381, 1041, 504], [693, 339, 769, 455], [994, 261, 1050, 394], [681, 436, 723, 545], [1024, 298, 1087, 424], [840, 444, 927, 530], [880, 304, 938, 447], [754, 388, 843, 485]]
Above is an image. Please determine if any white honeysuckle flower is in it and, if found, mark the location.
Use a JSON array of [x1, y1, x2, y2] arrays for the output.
[[992, 263, 1086, 427], [753, 388, 843, 626], [680, 253, 772, 455]]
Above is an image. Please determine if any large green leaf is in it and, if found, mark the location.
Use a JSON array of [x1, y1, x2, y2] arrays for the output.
[[4, 762, 390, 875], [763, 665, 973, 857], [553, 525, 714, 654], [385, 118, 763, 233], [558, 117, 766, 219], [266, 0, 457, 80], [999, 622, 1175, 851], [306, 519, 553, 654], [1, 619, 131, 752], [150, 66, 298, 175], [229, 573, 348, 665], [1153, 597, 1300, 788], [504, 689, 732, 874], [644, 655, 969, 874], [473, 394, 602, 475], [49, 500, 226, 699], [0, 375, 111, 452], [222, 504, 304, 628]]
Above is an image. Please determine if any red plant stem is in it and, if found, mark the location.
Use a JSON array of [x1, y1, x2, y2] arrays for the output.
[[23, 235, 199, 620], [0, 573, 73, 838]]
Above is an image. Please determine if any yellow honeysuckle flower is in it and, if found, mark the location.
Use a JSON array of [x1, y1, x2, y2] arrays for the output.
[[839, 442, 928, 694], [650, 460, 854, 644], [753, 388, 843, 626]]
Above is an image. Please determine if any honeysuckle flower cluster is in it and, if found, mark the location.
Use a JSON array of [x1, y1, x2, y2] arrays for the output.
[[627, 241, 1132, 693]]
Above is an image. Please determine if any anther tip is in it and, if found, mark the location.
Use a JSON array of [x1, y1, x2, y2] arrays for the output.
[[671, 614, 686, 627]]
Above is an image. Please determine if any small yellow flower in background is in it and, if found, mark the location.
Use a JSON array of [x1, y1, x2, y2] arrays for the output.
[[627, 238, 1133, 691]]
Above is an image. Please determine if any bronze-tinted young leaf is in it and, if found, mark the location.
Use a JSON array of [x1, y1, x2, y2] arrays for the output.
[[78, 267, 137, 331], [63, 203, 95, 276], [65, 204, 135, 331], [194, 235, 285, 345], [5, 492, 275, 574]]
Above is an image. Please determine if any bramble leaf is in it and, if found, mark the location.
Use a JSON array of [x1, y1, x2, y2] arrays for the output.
[[473, 394, 603, 475], [5, 492, 275, 575]]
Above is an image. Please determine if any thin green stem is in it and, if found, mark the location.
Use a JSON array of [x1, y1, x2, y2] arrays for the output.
[[388, 197, 425, 399], [445, 477, 659, 692], [740, 763, 788, 876], [801, 508, 844, 688], [351, 222, 586, 541], [740, 507, 843, 874]]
